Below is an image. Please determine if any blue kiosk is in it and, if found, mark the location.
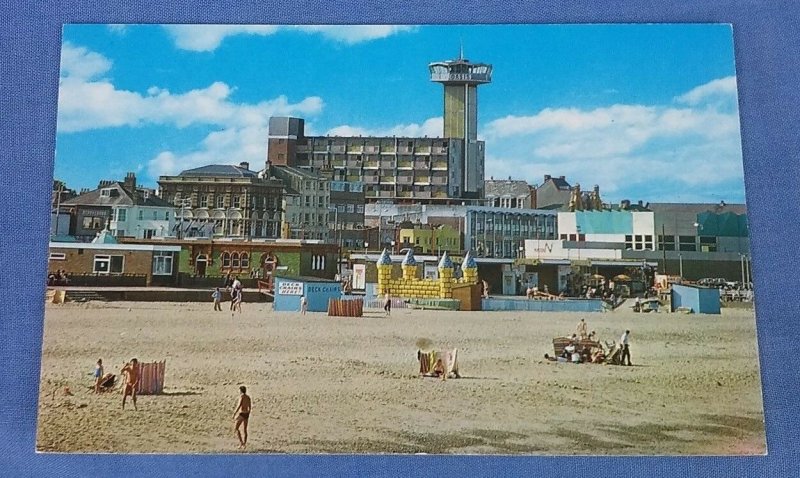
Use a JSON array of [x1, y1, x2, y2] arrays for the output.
[[273, 276, 342, 312], [671, 284, 721, 314]]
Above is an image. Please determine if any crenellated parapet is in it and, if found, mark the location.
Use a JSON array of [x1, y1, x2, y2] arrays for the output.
[[376, 249, 480, 299]]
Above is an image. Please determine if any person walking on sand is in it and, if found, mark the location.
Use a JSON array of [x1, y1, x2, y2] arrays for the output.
[[620, 330, 632, 366], [233, 385, 252, 449], [212, 287, 222, 311], [383, 290, 392, 317], [120, 358, 139, 410], [299, 295, 308, 315], [93, 358, 104, 394], [231, 289, 243, 316], [230, 276, 242, 311]]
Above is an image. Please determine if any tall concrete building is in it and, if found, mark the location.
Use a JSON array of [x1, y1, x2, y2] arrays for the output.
[[266, 54, 492, 204], [429, 53, 492, 199]]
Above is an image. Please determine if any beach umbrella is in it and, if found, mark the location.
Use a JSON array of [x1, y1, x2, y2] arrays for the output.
[[614, 274, 632, 281], [591, 274, 605, 279]]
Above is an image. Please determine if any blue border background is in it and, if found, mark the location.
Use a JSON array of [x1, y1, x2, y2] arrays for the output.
[[2, 1, 797, 476]]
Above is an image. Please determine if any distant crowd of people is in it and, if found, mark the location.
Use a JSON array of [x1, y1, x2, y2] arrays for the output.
[[47, 269, 69, 286], [544, 318, 633, 366]]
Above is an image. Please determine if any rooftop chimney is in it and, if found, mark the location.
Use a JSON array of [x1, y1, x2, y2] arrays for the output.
[[544, 174, 551, 181], [239, 161, 250, 170], [123, 172, 136, 192]]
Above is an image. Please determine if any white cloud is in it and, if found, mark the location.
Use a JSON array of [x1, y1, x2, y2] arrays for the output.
[[293, 25, 417, 45], [162, 24, 417, 52], [107, 24, 128, 35], [163, 25, 280, 52], [675, 76, 738, 106], [326, 117, 443, 138], [58, 43, 325, 179], [481, 77, 744, 200], [60, 42, 112, 80]]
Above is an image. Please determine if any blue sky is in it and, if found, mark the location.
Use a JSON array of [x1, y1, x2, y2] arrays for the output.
[[56, 24, 744, 203]]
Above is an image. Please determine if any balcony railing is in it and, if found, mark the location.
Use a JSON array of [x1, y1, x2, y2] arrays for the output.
[[431, 177, 448, 185], [397, 176, 413, 184], [431, 147, 448, 154], [364, 161, 379, 169], [331, 145, 345, 153], [364, 176, 379, 184], [397, 161, 413, 169], [379, 160, 394, 169], [432, 161, 448, 170]]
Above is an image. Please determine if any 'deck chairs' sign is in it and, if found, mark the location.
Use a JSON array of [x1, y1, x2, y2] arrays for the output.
[[278, 281, 304, 296]]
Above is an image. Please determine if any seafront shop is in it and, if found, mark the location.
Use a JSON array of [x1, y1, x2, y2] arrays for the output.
[[48, 238, 338, 289]]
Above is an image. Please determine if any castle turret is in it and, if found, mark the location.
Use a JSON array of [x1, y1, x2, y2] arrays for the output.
[[438, 251, 454, 299], [460, 250, 478, 284], [401, 249, 418, 280], [376, 248, 393, 295]]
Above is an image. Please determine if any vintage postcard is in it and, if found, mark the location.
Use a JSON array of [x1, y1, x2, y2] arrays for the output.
[[39, 24, 765, 455]]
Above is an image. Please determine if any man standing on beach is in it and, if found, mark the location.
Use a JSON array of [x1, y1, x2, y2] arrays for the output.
[[233, 385, 252, 449], [620, 330, 632, 366], [383, 290, 392, 317], [121, 358, 139, 410], [299, 295, 308, 315], [576, 318, 588, 339]]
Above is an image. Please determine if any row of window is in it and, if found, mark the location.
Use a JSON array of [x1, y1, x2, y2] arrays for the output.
[[311, 255, 326, 271], [221, 251, 250, 270], [49, 252, 174, 276], [401, 236, 459, 246], [174, 194, 280, 210], [333, 204, 365, 214], [488, 197, 529, 209], [113, 208, 170, 222]]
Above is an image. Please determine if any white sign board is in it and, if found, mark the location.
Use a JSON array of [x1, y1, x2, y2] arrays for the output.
[[424, 264, 438, 280], [352, 264, 366, 290], [278, 281, 304, 296]]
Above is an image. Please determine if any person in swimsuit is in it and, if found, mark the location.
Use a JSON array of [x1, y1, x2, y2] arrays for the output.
[[233, 385, 252, 449], [120, 358, 139, 410], [93, 358, 104, 394]]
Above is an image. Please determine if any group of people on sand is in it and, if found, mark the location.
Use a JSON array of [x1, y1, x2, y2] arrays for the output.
[[91, 355, 253, 449], [544, 318, 633, 366], [91, 357, 140, 410], [213, 274, 243, 315]]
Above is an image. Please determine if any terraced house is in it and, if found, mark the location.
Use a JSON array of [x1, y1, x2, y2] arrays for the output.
[[157, 162, 284, 239]]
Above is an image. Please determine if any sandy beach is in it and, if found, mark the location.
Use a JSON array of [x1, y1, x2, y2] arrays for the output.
[[36, 301, 765, 455]]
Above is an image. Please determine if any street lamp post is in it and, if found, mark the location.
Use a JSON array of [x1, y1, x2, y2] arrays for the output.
[[329, 207, 340, 278], [576, 225, 582, 261], [661, 223, 667, 275]]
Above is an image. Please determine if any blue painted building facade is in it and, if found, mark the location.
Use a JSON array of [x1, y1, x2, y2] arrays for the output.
[[273, 276, 342, 312]]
